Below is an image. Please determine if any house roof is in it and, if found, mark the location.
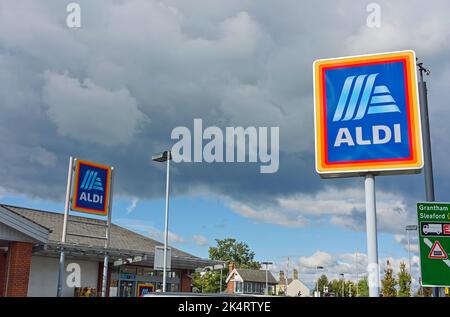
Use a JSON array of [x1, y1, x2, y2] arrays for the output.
[[233, 268, 277, 284], [278, 278, 294, 286], [0, 204, 218, 269]]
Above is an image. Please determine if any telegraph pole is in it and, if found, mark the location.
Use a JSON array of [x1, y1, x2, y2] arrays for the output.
[[417, 60, 439, 297]]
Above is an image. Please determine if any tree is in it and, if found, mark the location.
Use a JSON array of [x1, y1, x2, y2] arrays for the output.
[[328, 279, 341, 296], [415, 286, 433, 297], [316, 274, 328, 295], [357, 277, 369, 297], [209, 238, 260, 269], [191, 270, 225, 293], [193, 238, 260, 293], [381, 261, 398, 297], [397, 262, 411, 297], [345, 280, 356, 297]]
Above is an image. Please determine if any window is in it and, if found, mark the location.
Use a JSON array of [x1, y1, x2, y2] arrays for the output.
[[235, 282, 243, 293]]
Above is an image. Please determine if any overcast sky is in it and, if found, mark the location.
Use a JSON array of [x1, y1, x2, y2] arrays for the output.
[[1, 0, 450, 289]]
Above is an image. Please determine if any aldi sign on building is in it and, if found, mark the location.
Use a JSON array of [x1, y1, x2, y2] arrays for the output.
[[72, 159, 111, 216], [313, 50, 423, 177], [417, 202, 450, 287]]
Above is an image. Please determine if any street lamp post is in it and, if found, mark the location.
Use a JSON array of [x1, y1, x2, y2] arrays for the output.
[[417, 60, 439, 297], [406, 225, 418, 297], [152, 150, 172, 293], [316, 266, 324, 297], [340, 273, 345, 297], [262, 262, 273, 295]]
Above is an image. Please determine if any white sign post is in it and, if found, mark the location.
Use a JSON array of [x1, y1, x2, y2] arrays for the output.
[[314, 51, 423, 297]]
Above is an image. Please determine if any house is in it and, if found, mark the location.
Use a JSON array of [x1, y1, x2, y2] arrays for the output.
[[0, 204, 219, 297], [276, 269, 310, 297], [226, 263, 277, 295]]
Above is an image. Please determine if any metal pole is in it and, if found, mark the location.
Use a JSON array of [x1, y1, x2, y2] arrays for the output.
[[286, 257, 289, 295], [102, 167, 114, 297], [57, 157, 74, 297], [365, 174, 379, 297], [407, 229, 412, 297], [265, 266, 268, 295], [417, 62, 439, 297], [162, 153, 171, 293], [355, 249, 359, 297], [316, 268, 319, 297], [418, 68, 435, 203], [220, 268, 223, 293]]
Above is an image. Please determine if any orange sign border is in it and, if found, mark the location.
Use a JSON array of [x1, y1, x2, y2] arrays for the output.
[[313, 50, 424, 177], [71, 159, 111, 216]]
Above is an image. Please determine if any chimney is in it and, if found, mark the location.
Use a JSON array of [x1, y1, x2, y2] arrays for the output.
[[293, 269, 298, 280], [228, 262, 235, 273], [279, 270, 285, 282]]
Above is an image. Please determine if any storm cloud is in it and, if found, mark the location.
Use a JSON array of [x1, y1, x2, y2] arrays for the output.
[[1, 0, 450, 236]]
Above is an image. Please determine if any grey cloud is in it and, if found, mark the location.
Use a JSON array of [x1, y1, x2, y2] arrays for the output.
[[42, 71, 147, 146], [0, 0, 449, 227]]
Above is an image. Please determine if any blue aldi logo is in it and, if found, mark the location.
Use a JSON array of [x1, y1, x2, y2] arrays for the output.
[[314, 51, 423, 177], [72, 159, 111, 216]]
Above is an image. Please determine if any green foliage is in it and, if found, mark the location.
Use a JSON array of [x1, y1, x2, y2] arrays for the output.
[[328, 278, 340, 295], [316, 274, 328, 295], [345, 280, 356, 297], [415, 286, 433, 297], [381, 264, 398, 297], [193, 238, 260, 293], [357, 276, 369, 297], [327, 278, 356, 297], [397, 262, 411, 297], [191, 270, 226, 293], [209, 238, 260, 269]]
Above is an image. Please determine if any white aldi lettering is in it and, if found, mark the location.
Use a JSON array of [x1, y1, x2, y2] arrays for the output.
[[334, 124, 402, 147], [79, 192, 104, 204]]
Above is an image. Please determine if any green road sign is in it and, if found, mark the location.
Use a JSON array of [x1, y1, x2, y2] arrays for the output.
[[417, 202, 450, 287]]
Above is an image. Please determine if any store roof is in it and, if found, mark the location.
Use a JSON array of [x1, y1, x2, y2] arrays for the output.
[[0, 204, 218, 269]]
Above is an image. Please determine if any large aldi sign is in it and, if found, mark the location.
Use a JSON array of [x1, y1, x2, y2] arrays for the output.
[[72, 159, 111, 216], [313, 50, 423, 177], [417, 202, 450, 287]]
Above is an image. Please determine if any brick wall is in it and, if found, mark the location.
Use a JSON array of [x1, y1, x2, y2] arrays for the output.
[[180, 270, 192, 292], [0, 250, 7, 296], [96, 261, 111, 297], [226, 279, 234, 293], [5, 242, 33, 297], [226, 262, 235, 293]]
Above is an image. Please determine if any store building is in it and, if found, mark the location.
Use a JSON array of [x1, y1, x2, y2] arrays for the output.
[[0, 204, 218, 297]]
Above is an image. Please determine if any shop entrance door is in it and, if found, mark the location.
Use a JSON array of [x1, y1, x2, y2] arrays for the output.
[[119, 280, 136, 297]]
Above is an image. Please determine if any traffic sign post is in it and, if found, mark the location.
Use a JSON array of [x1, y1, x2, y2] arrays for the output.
[[417, 202, 450, 287], [314, 51, 424, 297]]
